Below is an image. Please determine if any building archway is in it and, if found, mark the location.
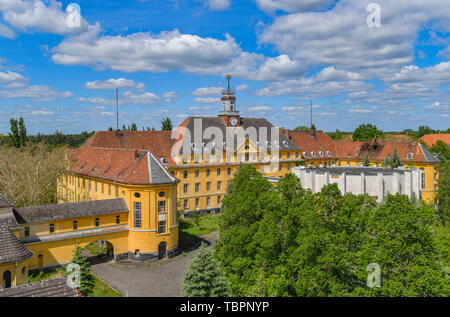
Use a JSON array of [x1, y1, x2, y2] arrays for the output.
[[158, 242, 167, 260], [2, 270, 11, 289], [84, 240, 114, 264]]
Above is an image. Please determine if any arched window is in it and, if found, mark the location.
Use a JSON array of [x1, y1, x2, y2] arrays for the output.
[[3, 270, 12, 288]]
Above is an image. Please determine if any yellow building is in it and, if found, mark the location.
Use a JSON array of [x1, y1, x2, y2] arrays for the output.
[[0, 146, 178, 289]]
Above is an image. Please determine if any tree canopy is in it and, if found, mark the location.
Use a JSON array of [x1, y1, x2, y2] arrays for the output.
[[215, 165, 449, 297], [161, 117, 173, 131], [352, 124, 383, 141]]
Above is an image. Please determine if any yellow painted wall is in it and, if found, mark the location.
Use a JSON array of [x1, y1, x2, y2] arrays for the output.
[[0, 260, 29, 287]]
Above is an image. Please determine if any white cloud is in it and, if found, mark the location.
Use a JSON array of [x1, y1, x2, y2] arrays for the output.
[[348, 106, 373, 114], [0, 22, 15, 38], [203, 0, 230, 10], [192, 87, 222, 96], [0, 85, 73, 101], [51, 27, 262, 77], [122, 91, 161, 104], [253, 54, 306, 81], [248, 105, 272, 112], [320, 112, 336, 116], [77, 97, 115, 106], [0, 70, 26, 85], [163, 91, 178, 98], [194, 97, 220, 104], [259, 0, 450, 78], [255, 0, 335, 13], [236, 84, 249, 91], [0, 0, 90, 35], [85, 78, 145, 90], [31, 109, 54, 116]]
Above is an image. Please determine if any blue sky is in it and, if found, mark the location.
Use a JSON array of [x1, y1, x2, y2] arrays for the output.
[[0, 0, 449, 134]]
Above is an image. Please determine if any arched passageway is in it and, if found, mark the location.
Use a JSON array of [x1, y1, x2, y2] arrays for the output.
[[2, 270, 11, 288]]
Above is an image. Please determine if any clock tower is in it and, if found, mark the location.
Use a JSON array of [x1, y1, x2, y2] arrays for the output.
[[219, 75, 241, 127]]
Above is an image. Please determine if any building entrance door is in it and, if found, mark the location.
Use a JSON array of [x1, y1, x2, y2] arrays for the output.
[[158, 242, 167, 260], [2, 270, 11, 288]]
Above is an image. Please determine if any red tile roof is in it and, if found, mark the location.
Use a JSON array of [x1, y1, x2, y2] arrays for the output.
[[334, 140, 433, 163], [419, 134, 450, 146], [69, 147, 177, 185], [283, 130, 336, 158], [83, 131, 176, 166]]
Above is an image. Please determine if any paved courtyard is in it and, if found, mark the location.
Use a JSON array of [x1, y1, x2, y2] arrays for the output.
[[91, 232, 218, 297]]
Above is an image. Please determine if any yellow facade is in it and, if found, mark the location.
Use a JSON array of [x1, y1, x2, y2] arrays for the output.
[[57, 172, 178, 262]]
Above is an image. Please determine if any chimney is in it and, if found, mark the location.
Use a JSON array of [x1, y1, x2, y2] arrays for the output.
[[283, 129, 291, 139]]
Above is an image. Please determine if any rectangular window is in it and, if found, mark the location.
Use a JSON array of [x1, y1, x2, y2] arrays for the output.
[[49, 224, 55, 233], [95, 182, 98, 192], [287, 152, 290, 159], [295, 152, 299, 158], [195, 198, 199, 209], [183, 170, 188, 178], [287, 164, 291, 171], [101, 183, 104, 194], [227, 168, 231, 176], [195, 183, 200, 192], [158, 201, 166, 213], [245, 153, 249, 161], [217, 168, 221, 176], [217, 181, 221, 190], [73, 221, 78, 230], [158, 221, 166, 234], [261, 165, 265, 173], [134, 202, 142, 228], [95, 218, 100, 227], [184, 183, 189, 193], [206, 182, 211, 191], [206, 197, 210, 208], [279, 164, 282, 172], [116, 215, 120, 224], [206, 169, 210, 177], [195, 170, 199, 178], [421, 173, 426, 189], [24, 227, 29, 237], [184, 199, 188, 210], [217, 196, 221, 205], [108, 185, 111, 196]]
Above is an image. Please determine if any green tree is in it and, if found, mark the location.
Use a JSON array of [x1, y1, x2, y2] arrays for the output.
[[353, 124, 383, 141], [430, 140, 450, 162], [181, 242, 230, 297], [70, 241, 95, 297], [130, 123, 137, 131], [161, 117, 173, 131], [294, 126, 309, 131], [18, 117, 27, 146], [7, 118, 20, 148], [436, 160, 450, 225], [363, 152, 371, 166]]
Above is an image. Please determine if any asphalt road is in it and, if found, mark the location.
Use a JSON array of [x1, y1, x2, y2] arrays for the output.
[[91, 232, 218, 297]]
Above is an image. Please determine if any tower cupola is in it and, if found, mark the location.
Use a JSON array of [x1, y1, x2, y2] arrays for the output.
[[219, 75, 240, 127]]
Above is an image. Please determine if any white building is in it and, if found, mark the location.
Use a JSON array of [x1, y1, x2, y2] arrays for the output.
[[292, 167, 421, 202]]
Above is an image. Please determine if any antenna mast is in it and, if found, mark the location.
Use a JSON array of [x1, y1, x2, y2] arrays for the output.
[[226, 74, 232, 93], [310, 100, 312, 129]]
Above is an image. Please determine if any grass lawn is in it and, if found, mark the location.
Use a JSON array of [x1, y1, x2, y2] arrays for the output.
[[28, 265, 122, 297], [179, 213, 220, 246]]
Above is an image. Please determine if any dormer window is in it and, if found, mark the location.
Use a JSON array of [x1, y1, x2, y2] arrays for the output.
[[326, 151, 331, 157], [190, 143, 195, 150], [160, 158, 168, 165], [319, 151, 323, 157], [303, 152, 308, 158], [407, 153, 414, 160], [282, 140, 288, 146], [311, 152, 316, 158]]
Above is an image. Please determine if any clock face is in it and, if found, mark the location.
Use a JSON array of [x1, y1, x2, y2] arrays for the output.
[[230, 117, 238, 126]]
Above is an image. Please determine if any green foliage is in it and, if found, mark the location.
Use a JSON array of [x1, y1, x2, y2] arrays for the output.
[[353, 124, 383, 141], [161, 117, 173, 131], [70, 241, 95, 297], [182, 242, 230, 297], [327, 129, 346, 141], [382, 148, 402, 169], [26, 130, 94, 149], [363, 152, 371, 167], [430, 140, 450, 163], [294, 126, 309, 131], [216, 167, 449, 297], [436, 161, 450, 225], [8, 117, 27, 148]]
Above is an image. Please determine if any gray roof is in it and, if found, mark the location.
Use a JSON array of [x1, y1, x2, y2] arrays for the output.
[[293, 166, 418, 175], [418, 143, 440, 163], [0, 276, 79, 297], [0, 193, 14, 208], [0, 216, 33, 264], [148, 152, 177, 185], [178, 116, 300, 155], [14, 198, 128, 224]]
